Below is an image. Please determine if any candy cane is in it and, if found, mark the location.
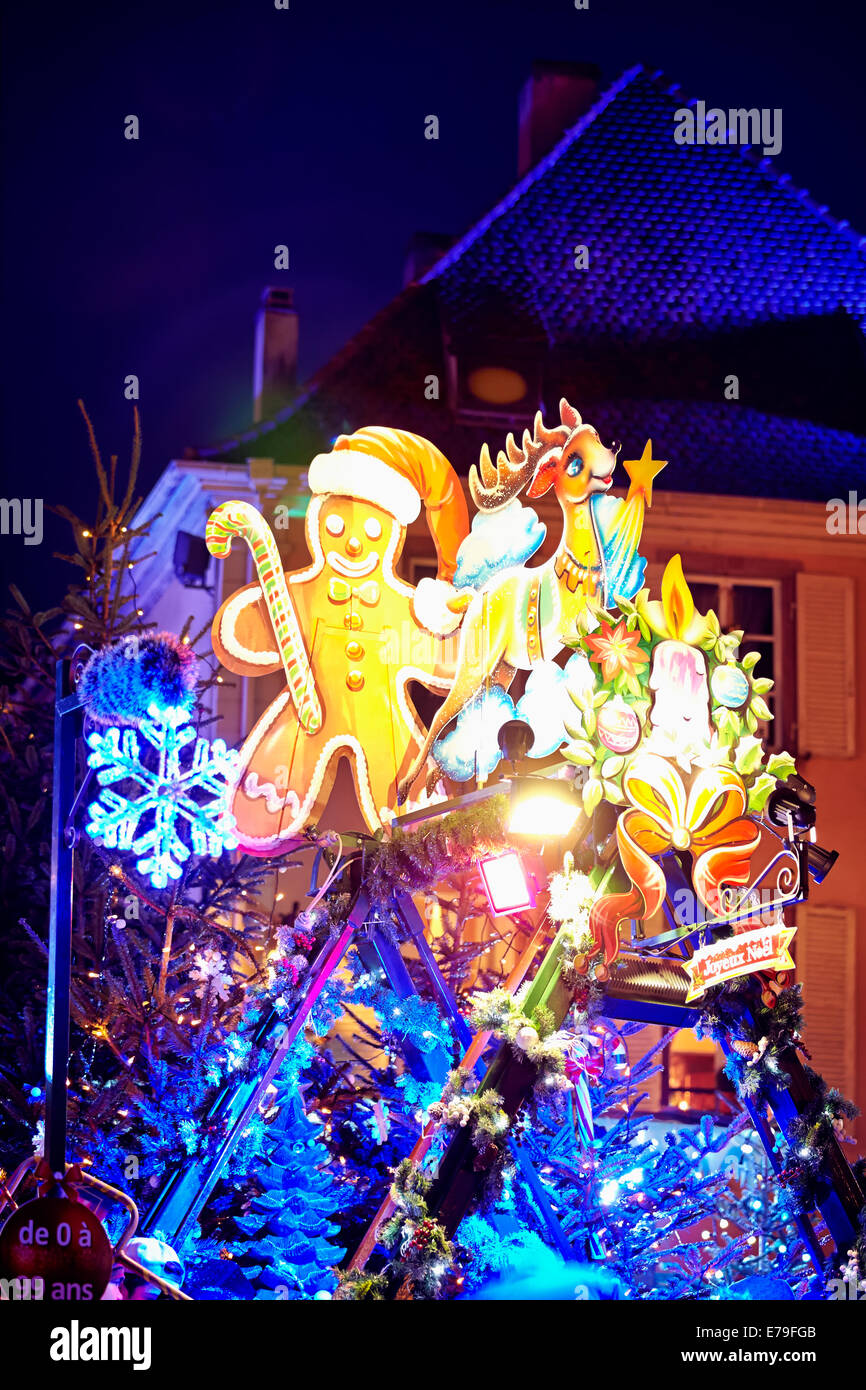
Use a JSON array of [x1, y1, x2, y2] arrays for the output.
[[207, 501, 322, 734]]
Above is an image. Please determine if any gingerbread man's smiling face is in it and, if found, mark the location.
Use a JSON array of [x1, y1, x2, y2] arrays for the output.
[[311, 496, 404, 580]]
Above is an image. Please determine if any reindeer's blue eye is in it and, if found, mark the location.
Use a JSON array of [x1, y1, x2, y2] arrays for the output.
[[566, 454, 584, 477]]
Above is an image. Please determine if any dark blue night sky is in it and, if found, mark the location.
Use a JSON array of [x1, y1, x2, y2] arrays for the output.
[[1, 0, 862, 603]]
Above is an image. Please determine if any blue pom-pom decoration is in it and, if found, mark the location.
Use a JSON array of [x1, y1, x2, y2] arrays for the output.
[[77, 632, 199, 727]]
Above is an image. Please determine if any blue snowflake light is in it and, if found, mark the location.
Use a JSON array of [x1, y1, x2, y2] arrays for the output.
[[85, 703, 240, 888]]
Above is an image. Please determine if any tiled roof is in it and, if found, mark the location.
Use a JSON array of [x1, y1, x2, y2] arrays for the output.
[[199, 65, 866, 501]]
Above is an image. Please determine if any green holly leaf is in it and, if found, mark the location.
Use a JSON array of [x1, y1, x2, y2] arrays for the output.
[[750, 695, 773, 722], [734, 734, 764, 775], [714, 706, 741, 746], [583, 778, 603, 816], [563, 741, 595, 766], [767, 751, 797, 780], [747, 772, 777, 814]]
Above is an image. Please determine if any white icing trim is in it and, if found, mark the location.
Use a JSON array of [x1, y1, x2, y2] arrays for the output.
[[289, 496, 326, 585], [309, 450, 422, 525], [220, 587, 280, 665], [230, 689, 384, 844], [243, 770, 300, 816], [411, 577, 463, 635]]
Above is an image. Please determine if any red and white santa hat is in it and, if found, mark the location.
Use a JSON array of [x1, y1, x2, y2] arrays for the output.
[[308, 426, 469, 583]]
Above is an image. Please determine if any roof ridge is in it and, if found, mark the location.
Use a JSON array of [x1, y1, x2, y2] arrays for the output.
[[197, 65, 649, 458], [419, 64, 646, 285], [642, 67, 866, 255], [198, 61, 866, 460]]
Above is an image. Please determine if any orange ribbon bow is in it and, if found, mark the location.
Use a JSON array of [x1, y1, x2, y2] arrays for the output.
[[588, 752, 761, 968]]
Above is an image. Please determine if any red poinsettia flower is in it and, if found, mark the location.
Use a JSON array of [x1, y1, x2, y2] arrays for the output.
[[584, 619, 649, 683]]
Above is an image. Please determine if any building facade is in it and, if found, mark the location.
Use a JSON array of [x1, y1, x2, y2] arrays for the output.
[[133, 61, 866, 1143]]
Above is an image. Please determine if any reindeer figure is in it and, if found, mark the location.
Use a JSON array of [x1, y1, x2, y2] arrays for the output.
[[397, 398, 666, 800]]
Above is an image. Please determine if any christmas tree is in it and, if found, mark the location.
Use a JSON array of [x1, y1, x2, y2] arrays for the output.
[[518, 1026, 812, 1298], [0, 410, 318, 1227], [227, 1090, 345, 1299]]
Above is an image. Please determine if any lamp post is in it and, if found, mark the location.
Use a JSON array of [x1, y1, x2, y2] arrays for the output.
[[45, 658, 86, 1174]]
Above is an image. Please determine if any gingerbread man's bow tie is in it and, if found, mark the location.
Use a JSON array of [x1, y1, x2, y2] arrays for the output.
[[327, 578, 380, 605]]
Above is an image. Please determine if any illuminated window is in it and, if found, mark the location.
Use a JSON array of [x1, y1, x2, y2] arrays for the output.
[[446, 339, 542, 421], [663, 1030, 729, 1115], [466, 366, 528, 406], [687, 577, 784, 749]]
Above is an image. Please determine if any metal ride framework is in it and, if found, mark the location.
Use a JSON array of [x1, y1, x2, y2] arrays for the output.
[[2, 658, 863, 1300], [143, 790, 864, 1287]]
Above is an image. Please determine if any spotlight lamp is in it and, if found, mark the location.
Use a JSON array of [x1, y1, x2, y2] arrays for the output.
[[766, 786, 816, 835], [478, 849, 536, 916], [766, 777, 837, 888], [804, 842, 838, 885], [507, 776, 583, 839], [495, 719, 584, 840], [497, 719, 534, 766]]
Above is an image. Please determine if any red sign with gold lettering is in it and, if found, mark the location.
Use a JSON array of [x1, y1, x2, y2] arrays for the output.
[[684, 924, 796, 1002], [0, 1196, 113, 1301]]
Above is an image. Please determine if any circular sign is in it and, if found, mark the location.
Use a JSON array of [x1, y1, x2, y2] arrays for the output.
[[0, 1196, 113, 1301], [711, 665, 750, 709], [597, 702, 641, 754]]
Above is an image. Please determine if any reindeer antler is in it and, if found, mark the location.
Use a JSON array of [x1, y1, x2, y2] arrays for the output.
[[470, 401, 580, 511]]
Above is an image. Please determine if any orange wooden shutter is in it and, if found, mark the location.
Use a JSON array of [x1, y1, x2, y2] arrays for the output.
[[795, 573, 856, 757], [795, 904, 856, 1098]]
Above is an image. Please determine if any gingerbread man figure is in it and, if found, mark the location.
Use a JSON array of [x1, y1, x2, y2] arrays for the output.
[[207, 427, 469, 853]]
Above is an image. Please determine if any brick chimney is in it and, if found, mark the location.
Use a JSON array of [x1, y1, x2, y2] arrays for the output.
[[253, 286, 298, 423], [517, 61, 602, 177]]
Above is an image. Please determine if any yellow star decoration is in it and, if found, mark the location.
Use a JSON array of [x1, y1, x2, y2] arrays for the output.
[[623, 439, 667, 506]]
